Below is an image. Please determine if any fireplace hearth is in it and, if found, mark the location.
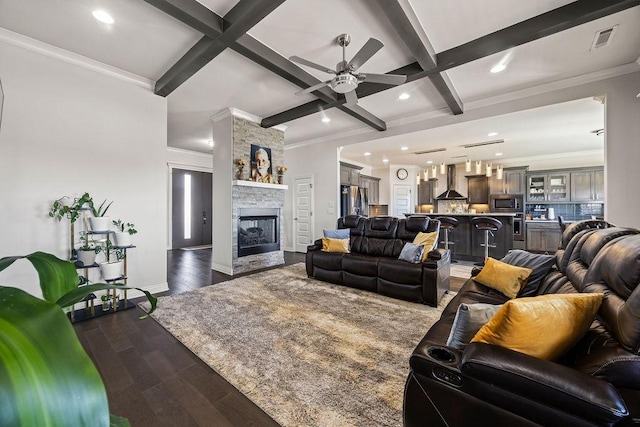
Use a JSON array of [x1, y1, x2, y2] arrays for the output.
[[238, 208, 280, 257]]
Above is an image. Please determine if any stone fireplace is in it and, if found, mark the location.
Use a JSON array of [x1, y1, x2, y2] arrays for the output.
[[211, 108, 287, 275], [237, 208, 280, 257]]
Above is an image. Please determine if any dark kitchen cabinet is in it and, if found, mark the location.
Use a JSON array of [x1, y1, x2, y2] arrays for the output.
[[466, 175, 489, 204], [489, 167, 527, 195], [526, 222, 561, 253], [570, 168, 604, 202], [418, 179, 437, 204]]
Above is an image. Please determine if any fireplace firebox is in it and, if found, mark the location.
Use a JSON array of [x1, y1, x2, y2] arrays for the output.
[[237, 208, 280, 257]]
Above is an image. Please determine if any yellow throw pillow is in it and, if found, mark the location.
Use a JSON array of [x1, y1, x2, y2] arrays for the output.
[[471, 293, 604, 360], [413, 231, 438, 261], [321, 237, 350, 253], [474, 257, 533, 299]]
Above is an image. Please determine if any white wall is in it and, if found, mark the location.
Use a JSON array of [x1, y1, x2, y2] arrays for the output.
[[0, 40, 168, 297], [285, 143, 340, 244]]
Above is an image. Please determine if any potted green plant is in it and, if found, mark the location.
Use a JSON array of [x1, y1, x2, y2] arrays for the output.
[[0, 251, 157, 426], [99, 238, 123, 281], [88, 197, 113, 232], [76, 231, 102, 267], [49, 192, 93, 260], [112, 219, 137, 247], [100, 293, 111, 311]]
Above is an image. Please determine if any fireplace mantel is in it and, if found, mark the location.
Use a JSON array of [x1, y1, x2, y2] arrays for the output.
[[233, 180, 288, 190]]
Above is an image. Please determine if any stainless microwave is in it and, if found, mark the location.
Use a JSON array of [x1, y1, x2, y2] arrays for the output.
[[490, 194, 523, 212]]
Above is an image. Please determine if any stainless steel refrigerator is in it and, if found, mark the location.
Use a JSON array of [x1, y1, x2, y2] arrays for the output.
[[341, 185, 368, 217]]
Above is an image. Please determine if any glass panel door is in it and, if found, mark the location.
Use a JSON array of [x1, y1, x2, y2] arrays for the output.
[[547, 173, 569, 201]]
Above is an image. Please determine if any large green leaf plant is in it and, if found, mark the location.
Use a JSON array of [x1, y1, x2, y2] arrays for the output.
[[0, 251, 157, 427]]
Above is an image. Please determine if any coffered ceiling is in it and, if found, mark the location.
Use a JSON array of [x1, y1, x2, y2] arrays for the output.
[[0, 0, 638, 162]]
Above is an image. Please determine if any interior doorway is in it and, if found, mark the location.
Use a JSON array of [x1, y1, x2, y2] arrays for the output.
[[171, 168, 212, 249], [393, 184, 411, 217], [294, 175, 314, 252]]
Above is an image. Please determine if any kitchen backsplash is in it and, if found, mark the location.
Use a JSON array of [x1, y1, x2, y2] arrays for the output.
[[525, 203, 604, 220]]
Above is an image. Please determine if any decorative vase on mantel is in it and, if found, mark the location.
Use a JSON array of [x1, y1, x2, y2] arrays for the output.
[[236, 167, 245, 180], [277, 174, 284, 185]]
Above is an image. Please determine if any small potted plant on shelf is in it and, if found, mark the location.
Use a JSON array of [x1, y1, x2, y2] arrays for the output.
[[276, 165, 287, 184], [76, 231, 102, 267], [88, 197, 113, 233], [49, 192, 92, 224], [100, 293, 111, 311], [112, 219, 137, 247], [236, 158, 247, 180], [99, 238, 124, 281]]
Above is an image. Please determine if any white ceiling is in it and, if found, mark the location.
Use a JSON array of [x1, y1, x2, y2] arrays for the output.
[[0, 0, 638, 159]]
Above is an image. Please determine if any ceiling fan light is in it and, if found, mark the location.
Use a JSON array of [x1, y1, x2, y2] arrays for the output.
[[465, 159, 471, 172], [330, 74, 359, 93]]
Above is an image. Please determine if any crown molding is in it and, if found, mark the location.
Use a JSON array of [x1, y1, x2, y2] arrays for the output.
[[0, 27, 154, 91], [167, 146, 213, 158], [210, 107, 287, 131]]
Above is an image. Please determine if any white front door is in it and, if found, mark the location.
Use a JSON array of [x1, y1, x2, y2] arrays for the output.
[[294, 176, 314, 252], [393, 184, 411, 217]]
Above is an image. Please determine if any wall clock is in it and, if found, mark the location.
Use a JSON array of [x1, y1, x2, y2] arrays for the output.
[[396, 168, 408, 180]]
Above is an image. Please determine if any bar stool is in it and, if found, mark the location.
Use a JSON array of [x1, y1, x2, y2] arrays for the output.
[[436, 216, 459, 262], [471, 216, 503, 265]]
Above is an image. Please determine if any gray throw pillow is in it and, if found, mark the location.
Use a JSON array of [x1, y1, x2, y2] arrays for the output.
[[501, 250, 556, 297], [323, 228, 350, 239], [398, 242, 425, 264], [446, 303, 503, 351]]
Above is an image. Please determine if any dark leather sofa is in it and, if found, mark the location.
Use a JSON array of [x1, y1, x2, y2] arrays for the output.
[[305, 215, 450, 306], [404, 220, 640, 426]]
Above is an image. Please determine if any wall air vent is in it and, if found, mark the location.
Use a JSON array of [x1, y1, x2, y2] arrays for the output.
[[462, 139, 504, 149], [414, 147, 446, 155], [591, 26, 618, 50]]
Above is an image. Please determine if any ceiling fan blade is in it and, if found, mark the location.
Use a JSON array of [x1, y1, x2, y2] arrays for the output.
[[290, 56, 336, 74], [344, 89, 358, 106], [295, 80, 332, 95], [347, 38, 384, 71], [360, 73, 407, 86]]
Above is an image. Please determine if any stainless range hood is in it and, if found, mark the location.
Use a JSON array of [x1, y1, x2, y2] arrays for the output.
[[435, 165, 467, 200]]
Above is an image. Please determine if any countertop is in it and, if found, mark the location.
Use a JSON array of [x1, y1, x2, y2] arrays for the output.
[[407, 212, 517, 217]]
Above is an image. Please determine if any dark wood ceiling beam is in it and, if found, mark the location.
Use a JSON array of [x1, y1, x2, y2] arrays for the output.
[[436, 0, 640, 71], [143, 0, 223, 39], [150, 0, 286, 96], [231, 35, 387, 131], [373, 0, 463, 115]]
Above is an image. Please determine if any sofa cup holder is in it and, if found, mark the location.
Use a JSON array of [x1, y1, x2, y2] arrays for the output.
[[427, 346, 457, 364]]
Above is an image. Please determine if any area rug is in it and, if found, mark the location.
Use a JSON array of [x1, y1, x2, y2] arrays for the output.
[[145, 263, 454, 427]]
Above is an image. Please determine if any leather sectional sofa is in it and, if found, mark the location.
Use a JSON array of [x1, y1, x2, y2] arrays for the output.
[[305, 215, 450, 306], [404, 220, 640, 426]]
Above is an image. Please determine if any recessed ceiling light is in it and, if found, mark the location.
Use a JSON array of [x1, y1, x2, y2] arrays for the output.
[[401, 146, 408, 151], [496, 152, 503, 156], [490, 63, 506, 73], [364, 152, 371, 156], [487, 132, 498, 137], [398, 93, 410, 100], [322, 117, 330, 123], [382, 158, 389, 163], [92, 10, 114, 24], [426, 160, 433, 164]]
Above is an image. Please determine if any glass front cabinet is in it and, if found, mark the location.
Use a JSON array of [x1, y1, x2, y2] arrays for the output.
[[527, 172, 570, 202]]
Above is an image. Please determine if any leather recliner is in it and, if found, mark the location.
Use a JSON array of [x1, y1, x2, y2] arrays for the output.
[[306, 215, 450, 306], [404, 223, 640, 426]]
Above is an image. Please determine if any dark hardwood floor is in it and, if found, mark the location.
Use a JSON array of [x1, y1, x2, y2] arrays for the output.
[[74, 249, 464, 426]]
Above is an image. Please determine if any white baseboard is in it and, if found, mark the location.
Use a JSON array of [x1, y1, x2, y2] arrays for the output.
[[127, 282, 169, 299], [212, 263, 233, 275]]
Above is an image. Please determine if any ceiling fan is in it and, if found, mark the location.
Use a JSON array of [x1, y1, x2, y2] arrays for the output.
[[290, 34, 407, 105]]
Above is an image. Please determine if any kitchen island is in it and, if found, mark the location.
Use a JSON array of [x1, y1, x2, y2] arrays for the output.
[[406, 213, 515, 262]]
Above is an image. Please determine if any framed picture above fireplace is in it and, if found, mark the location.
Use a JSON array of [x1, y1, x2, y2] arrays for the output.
[[250, 144, 275, 184]]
